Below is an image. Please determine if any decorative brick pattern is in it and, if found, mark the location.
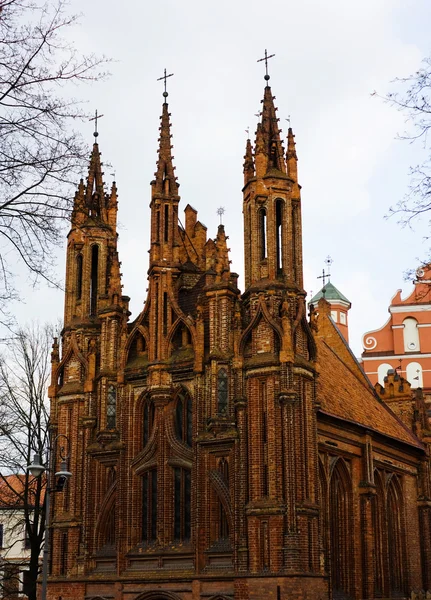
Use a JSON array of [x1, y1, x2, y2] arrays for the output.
[[47, 83, 431, 600]]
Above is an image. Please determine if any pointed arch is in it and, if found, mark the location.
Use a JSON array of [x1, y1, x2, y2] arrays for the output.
[[167, 317, 195, 359], [329, 458, 353, 599], [239, 297, 283, 356], [386, 474, 406, 596], [373, 470, 385, 598], [124, 325, 149, 368], [95, 481, 116, 551], [56, 333, 88, 386]]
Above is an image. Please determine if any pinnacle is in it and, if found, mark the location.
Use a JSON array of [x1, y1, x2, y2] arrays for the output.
[[256, 84, 286, 173], [153, 101, 179, 195]]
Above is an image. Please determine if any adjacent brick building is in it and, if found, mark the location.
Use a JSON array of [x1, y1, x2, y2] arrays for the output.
[[47, 76, 431, 600]]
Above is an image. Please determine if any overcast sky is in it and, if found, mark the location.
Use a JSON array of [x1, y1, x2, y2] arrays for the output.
[[11, 0, 431, 356]]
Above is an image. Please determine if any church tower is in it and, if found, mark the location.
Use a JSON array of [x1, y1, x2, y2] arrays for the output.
[[240, 64, 323, 591]]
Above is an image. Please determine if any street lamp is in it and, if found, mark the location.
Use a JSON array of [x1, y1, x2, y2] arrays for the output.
[[27, 435, 72, 600]]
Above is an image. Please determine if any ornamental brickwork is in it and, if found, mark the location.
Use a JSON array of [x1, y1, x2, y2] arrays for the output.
[[47, 79, 431, 600]]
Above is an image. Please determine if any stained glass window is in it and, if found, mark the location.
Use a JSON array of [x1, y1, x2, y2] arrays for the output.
[[107, 385, 116, 429], [217, 369, 228, 414]]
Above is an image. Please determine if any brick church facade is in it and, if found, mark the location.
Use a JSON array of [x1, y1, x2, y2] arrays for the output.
[[47, 76, 431, 600]]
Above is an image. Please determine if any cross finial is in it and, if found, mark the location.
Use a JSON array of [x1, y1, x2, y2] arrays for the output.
[[245, 127, 250, 139], [89, 109, 104, 139], [257, 49, 275, 82], [157, 68, 174, 101], [217, 206, 225, 225], [317, 257, 333, 288]]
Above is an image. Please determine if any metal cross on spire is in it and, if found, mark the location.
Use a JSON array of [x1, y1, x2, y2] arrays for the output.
[[317, 256, 333, 289], [257, 49, 275, 82], [157, 68, 174, 100], [217, 207, 225, 225], [89, 109, 104, 139]]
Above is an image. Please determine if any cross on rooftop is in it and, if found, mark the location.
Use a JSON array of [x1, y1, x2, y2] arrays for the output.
[[89, 109, 104, 139], [157, 68, 174, 99], [257, 49, 275, 81]]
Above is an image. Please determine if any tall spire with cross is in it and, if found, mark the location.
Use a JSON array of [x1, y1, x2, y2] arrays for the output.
[[254, 50, 286, 176], [150, 68, 180, 268]]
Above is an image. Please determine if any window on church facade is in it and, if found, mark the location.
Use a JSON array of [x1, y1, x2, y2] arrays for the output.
[[276, 199, 283, 273], [142, 469, 157, 543], [143, 399, 155, 446], [107, 385, 116, 429], [217, 368, 228, 414], [174, 467, 191, 542], [76, 254, 83, 301], [175, 390, 192, 446], [218, 458, 229, 539], [259, 209, 267, 260], [329, 460, 352, 598], [90, 244, 99, 316]]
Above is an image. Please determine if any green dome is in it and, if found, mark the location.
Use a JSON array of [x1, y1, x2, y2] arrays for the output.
[[309, 281, 351, 307]]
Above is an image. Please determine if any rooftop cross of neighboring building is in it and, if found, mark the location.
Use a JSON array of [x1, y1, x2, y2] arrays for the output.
[[317, 257, 333, 289], [257, 49, 275, 81], [157, 68, 174, 100], [89, 109, 104, 139]]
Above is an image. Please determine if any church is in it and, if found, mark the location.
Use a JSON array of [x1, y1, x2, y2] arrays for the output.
[[46, 69, 431, 600]]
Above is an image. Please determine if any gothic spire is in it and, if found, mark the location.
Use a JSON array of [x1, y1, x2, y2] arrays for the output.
[[286, 127, 298, 182], [258, 85, 286, 174], [85, 142, 107, 220], [243, 137, 255, 185], [153, 100, 179, 196]]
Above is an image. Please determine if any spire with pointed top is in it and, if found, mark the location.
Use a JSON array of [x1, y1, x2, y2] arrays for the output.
[[243, 138, 255, 185], [287, 127, 298, 184], [153, 101, 179, 197], [85, 142, 107, 220], [254, 85, 286, 176]]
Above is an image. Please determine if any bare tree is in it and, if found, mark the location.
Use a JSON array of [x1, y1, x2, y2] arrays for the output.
[[379, 55, 431, 237], [0, 0, 109, 314], [0, 324, 53, 600]]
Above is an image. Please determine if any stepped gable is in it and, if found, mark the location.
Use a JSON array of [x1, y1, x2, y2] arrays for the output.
[[316, 337, 422, 448]]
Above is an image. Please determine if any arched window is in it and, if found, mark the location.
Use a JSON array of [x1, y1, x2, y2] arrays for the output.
[[175, 390, 192, 446], [406, 361, 423, 388], [174, 467, 191, 542], [403, 317, 420, 352], [106, 385, 116, 429], [217, 368, 228, 414], [329, 460, 352, 598], [142, 469, 157, 543], [76, 254, 83, 301], [90, 245, 99, 316], [275, 199, 284, 273], [143, 399, 155, 446], [377, 363, 393, 386], [259, 209, 267, 260], [218, 458, 229, 539]]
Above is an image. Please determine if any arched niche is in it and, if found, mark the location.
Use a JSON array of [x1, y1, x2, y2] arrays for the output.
[[126, 330, 148, 368], [406, 361, 423, 388], [169, 320, 194, 363], [403, 316, 420, 352]]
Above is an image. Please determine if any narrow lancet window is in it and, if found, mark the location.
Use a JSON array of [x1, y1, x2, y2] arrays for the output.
[[142, 469, 157, 542], [259, 209, 267, 260], [164, 204, 169, 242], [219, 458, 229, 539], [143, 400, 155, 446], [174, 467, 191, 542], [107, 385, 116, 429], [217, 368, 228, 414], [175, 391, 192, 446], [76, 254, 83, 300], [276, 199, 283, 273], [90, 245, 99, 316]]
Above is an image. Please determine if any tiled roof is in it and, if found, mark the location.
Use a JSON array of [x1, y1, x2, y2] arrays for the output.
[[316, 337, 423, 448], [310, 282, 351, 306], [0, 474, 45, 507]]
